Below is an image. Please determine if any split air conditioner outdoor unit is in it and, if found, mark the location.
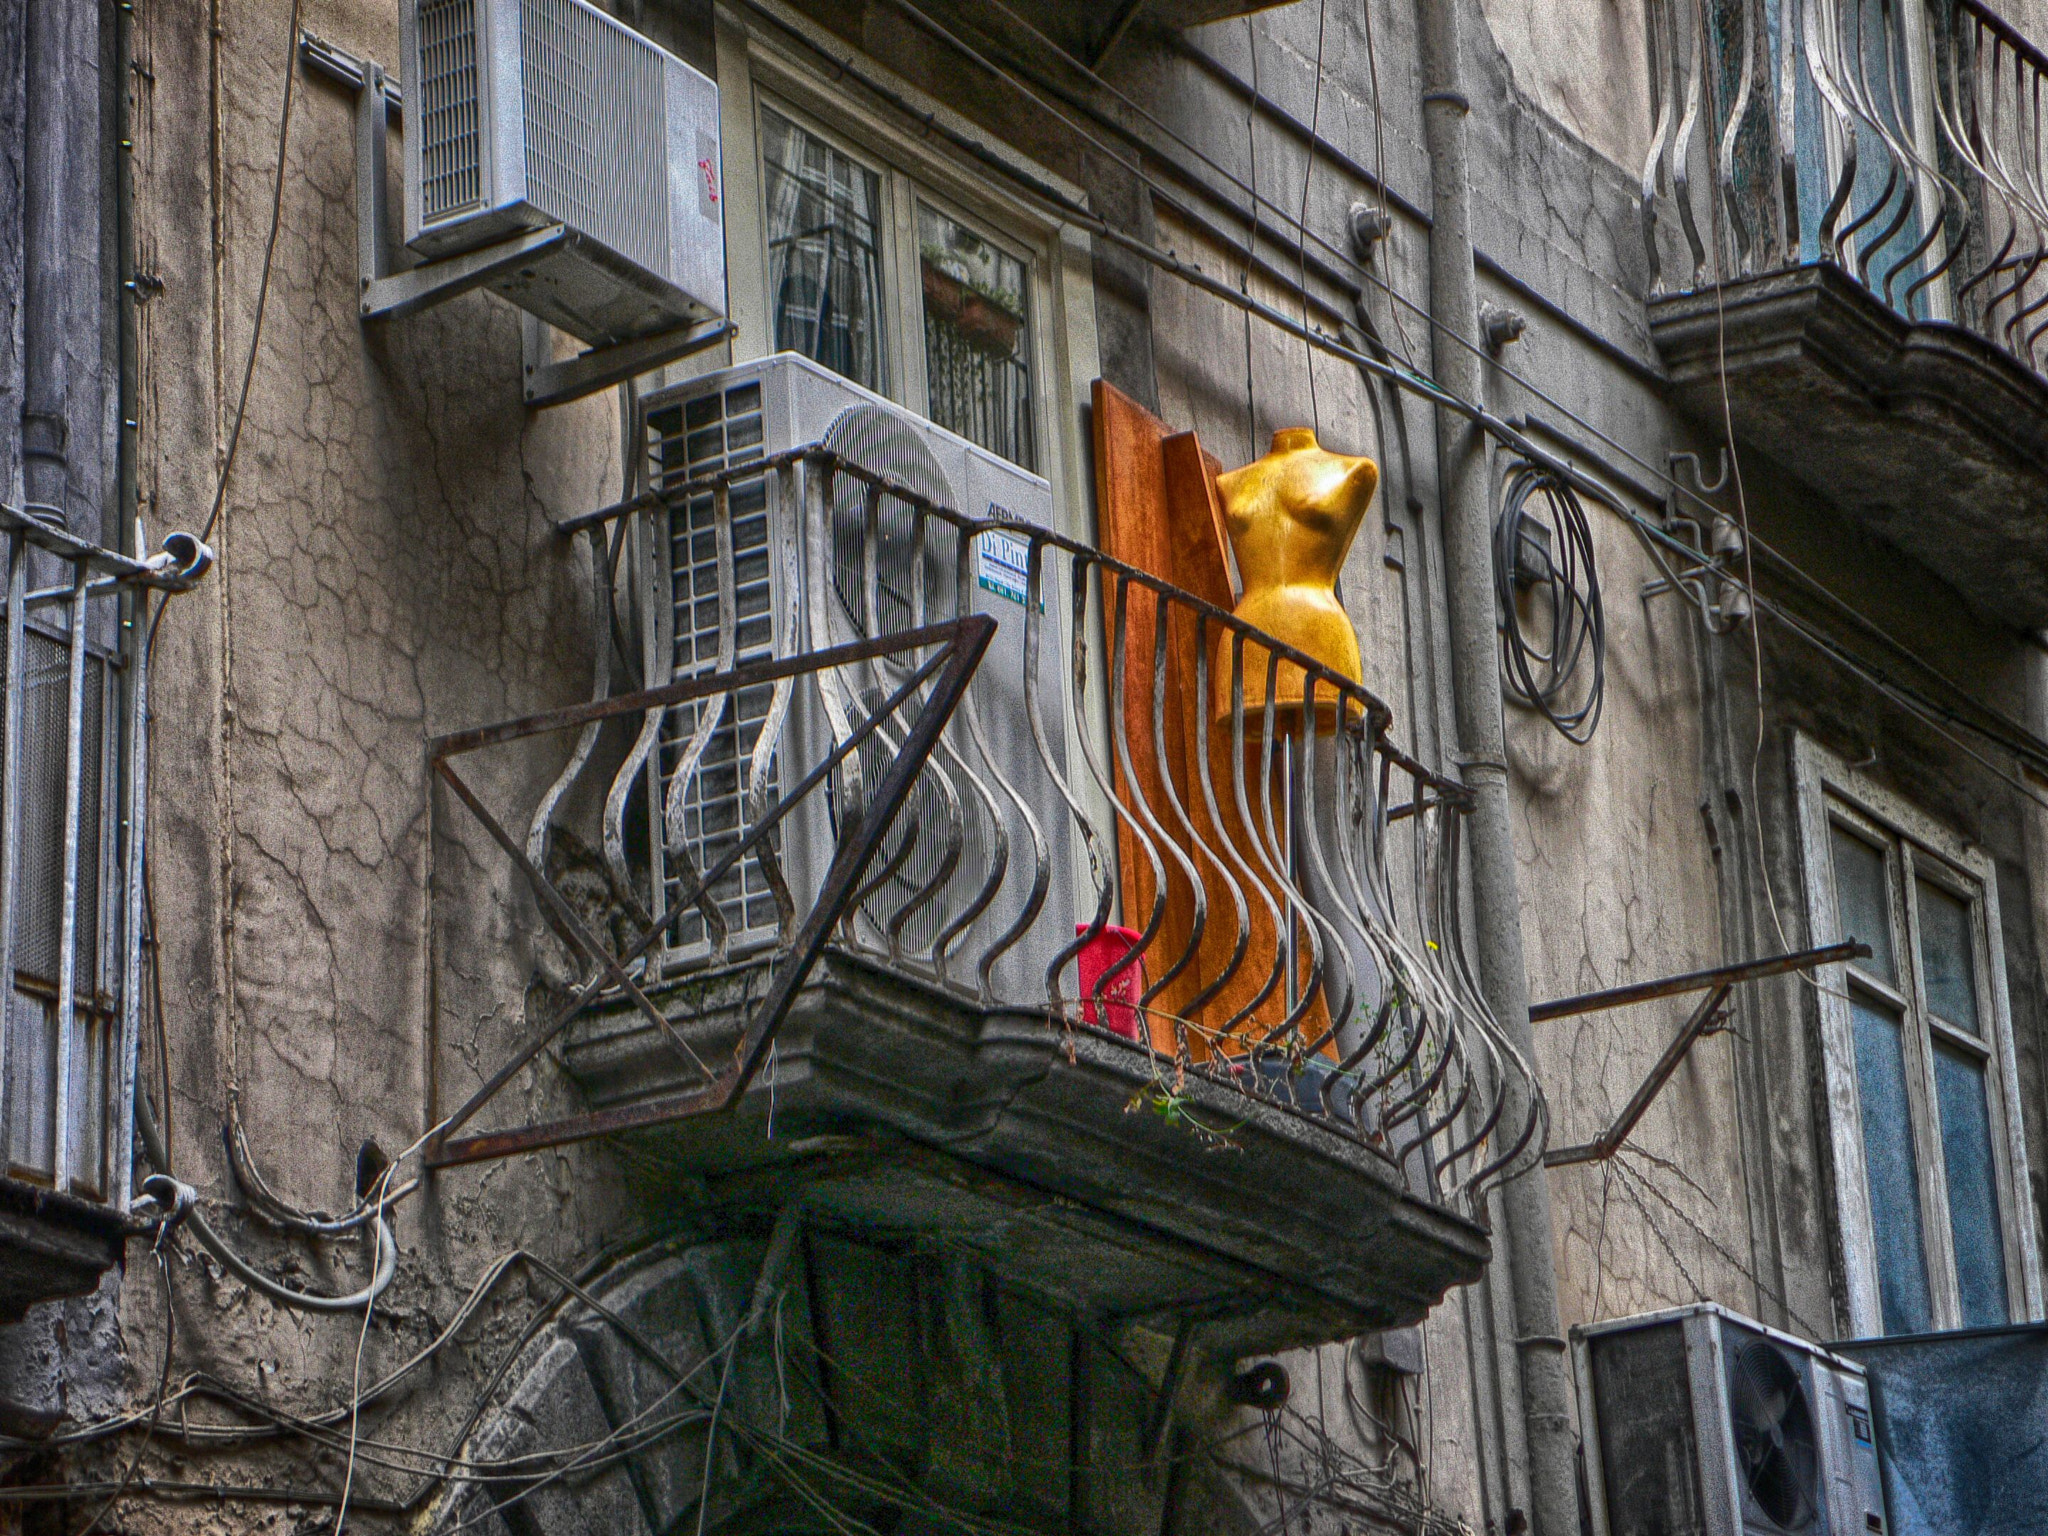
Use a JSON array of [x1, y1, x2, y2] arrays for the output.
[[400, 0, 726, 344], [1576, 1304, 1890, 1536], [635, 352, 1076, 1003]]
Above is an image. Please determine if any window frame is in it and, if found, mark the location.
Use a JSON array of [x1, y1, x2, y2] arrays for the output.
[[1794, 735, 2043, 1334], [710, 0, 1099, 530]]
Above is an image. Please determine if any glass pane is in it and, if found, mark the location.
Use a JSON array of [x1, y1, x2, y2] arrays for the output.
[[1916, 879, 1980, 1034], [760, 108, 886, 392], [1851, 996, 1933, 1334], [1832, 827, 1896, 984], [917, 204, 1035, 470], [1934, 1045, 2010, 1327]]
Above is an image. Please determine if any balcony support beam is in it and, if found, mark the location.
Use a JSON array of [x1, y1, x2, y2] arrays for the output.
[[1416, 2, 1577, 1533]]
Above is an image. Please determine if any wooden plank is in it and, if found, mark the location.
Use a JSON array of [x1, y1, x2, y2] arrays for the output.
[[1089, 382, 1332, 1062]]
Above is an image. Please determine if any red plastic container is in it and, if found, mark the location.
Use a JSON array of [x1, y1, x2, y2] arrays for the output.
[[1074, 923, 1146, 1040]]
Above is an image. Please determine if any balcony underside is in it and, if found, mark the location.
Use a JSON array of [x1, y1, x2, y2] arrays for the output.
[[562, 950, 1489, 1358], [0, 1177, 126, 1323], [900, 0, 1291, 63], [1649, 263, 2048, 628]]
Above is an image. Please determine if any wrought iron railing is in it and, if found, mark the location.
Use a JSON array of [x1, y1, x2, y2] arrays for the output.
[[0, 507, 208, 1209], [1646, 0, 2048, 369], [427, 448, 1545, 1204]]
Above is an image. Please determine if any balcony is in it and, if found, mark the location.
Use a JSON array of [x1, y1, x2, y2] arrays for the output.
[[426, 442, 1539, 1356], [1642, 0, 2048, 624]]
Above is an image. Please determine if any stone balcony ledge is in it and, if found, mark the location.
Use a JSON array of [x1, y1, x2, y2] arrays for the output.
[[1650, 262, 2048, 627], [562, 949, 1490, 1358]]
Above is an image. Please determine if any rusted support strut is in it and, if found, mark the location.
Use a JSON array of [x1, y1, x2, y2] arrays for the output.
[[1537, 939, 1868, 1168], [425, 616, 995, 1169]]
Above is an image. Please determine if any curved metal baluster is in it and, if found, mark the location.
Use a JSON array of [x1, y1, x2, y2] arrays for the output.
[[1024, 546, 1113, 1017], [605, 499, 670, 961], [746, 466, 804, 947], [962, 530, 1054, 1002], [1060, 569, 1168, 1030], [930, 526, 1014, 992], [1136, 595, 1212, 1016], [1184, 617, 1254, 1044], [1719, 0, 1761, 274], [1777, 0, 1805, 260], [1806, 0, 1864, 261], [1674, 0, 1712, 284], [661, 481, 739, 961], [528, 524, 615, 879], [1643, 0, 1683, 291], [1212, 633, 1287, 1038], [805, 460, 865, 810], [1280, 679, 1359, 1064], [1098, 575, 1202, 1032]]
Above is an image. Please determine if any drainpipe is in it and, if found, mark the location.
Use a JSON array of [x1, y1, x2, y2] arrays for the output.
[[1413, 2, 1578, 1532], [22, 2, 82, 525]]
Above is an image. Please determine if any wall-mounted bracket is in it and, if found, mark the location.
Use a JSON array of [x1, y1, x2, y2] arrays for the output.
[[1535, 939, 1868, 1168], [520, 312, 736, 410], [302, 30, 733, 411]]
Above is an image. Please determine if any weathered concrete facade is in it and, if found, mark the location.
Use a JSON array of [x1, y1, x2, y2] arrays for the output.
[[2, 0, 2045, 1532]]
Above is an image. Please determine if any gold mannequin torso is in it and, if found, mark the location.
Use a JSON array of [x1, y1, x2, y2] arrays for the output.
[[1212, 427, 1377, 723]]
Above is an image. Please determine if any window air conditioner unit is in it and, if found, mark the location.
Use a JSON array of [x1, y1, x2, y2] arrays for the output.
[[1576, 1304, 1889, 1536], [637, 352, 1076, 1002], [400, 0, 726, 344]]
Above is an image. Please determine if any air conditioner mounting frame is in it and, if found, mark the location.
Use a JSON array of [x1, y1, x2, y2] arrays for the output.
[[299, 30, 734, 410]]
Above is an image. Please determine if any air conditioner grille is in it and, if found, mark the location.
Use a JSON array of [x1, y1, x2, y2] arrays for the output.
[[650, 384, 780, 953], [520, 0, 669, 280], [417, 0, 484, 221]]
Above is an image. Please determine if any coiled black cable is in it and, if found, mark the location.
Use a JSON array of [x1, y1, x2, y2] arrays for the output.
[[1493, 461, 1605, 743]]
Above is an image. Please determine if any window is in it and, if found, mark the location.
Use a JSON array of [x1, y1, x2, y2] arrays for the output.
[[712, 9, 1094, 491], [751, 106, 1038, 470], [1795, 738, 2041, 1334]]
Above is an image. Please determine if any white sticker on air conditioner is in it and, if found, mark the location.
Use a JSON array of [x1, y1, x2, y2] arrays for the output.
[[976, 529, 1033, 607]]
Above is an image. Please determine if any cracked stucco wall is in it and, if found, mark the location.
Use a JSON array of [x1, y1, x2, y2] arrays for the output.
[[13, 0, 2048, 1533], [71, 1, 643, 1528]]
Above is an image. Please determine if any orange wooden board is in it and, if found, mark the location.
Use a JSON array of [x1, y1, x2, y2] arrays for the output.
[[1089, 380, 1333, 1062]]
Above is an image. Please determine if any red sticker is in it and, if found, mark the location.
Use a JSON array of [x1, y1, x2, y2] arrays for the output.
[[698, 159, 720, 205]]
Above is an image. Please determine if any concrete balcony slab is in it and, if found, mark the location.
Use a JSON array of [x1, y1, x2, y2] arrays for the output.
[[0, 1177, 126, 1324], [1649, 263, 2048, 627], [562, 950, 1489, 1358]]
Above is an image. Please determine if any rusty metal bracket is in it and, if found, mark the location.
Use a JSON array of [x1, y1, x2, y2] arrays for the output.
[[1529, 939, 1867, 1022], [1537, 939, 1868, 1168], [425, 616, 994, 1169]]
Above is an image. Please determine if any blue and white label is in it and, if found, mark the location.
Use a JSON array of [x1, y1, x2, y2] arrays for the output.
[[976, 529, 1035, 608]]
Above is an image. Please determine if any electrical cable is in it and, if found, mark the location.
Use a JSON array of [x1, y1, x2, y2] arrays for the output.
[[1493, 461, 1605, 743], [199, 0, 304, 550], [1298, 0, 1330, 430], [872, 0, 2048, 796], [135, 1083, 397, 1313], [69, 1184, 186, 1536]]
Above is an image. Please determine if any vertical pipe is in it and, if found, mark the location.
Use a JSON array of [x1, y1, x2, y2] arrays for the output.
[[116, 589, 149, 1211], [51, 564, 91, 1193], [1412, 2, 1579, 1532], [0, 537, 25, 1166], [21, 3, 80, 523], [115, 0, 144, 1213]]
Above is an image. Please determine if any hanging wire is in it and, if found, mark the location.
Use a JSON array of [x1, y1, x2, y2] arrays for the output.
[[1493, 461, 1605, 744]]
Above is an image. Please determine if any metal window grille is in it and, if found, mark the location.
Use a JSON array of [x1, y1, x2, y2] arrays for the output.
[[417, 0, 483, 222], [0, 561, 134, 1205], [648, 383, 782, 956]]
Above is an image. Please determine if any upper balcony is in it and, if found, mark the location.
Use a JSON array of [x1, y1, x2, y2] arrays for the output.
[[425, 373, 1541, 1357], [1643, 0, 2048, 625]]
